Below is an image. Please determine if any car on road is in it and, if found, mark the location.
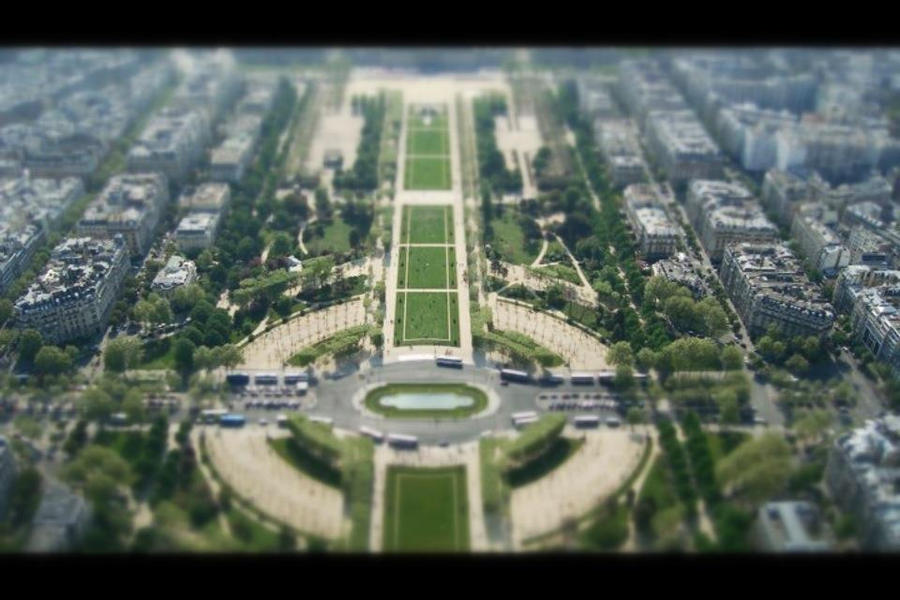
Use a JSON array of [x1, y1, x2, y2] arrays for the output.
[[439, 440, 449, 447], [259, 418, 268, 426], [500, 381, 508, 386], [754, 417, 767, 426]]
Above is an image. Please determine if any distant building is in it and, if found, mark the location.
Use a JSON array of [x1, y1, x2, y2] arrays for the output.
[[179, 182, 230, 214], [719, 242, 835, 338], [127, 108, 210, 185], [833, 264, 900, 313], [76, 172, 169, 258], [623, 184, 682, 259], [210, 134, 254, 183], [826, 416, 900, 551], [645, 110, 724, 185], [25, 480, 90, 553], [175, 212, 220, 252], [847, 226, 892, 268], [597, 119, 646, 187], [650, 252, 710, 299], [13, 236, 129, 344], [835, 266, 900, 378], [762, 168, 810, 227], [791, 203, 850, 274], [752, 501, 831, 552], [150, 254, 197, 296], [687, 179, 778, 262]]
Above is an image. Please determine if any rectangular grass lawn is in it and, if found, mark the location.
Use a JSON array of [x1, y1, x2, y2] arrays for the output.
[[396, 291, 459, 345], [409, 129, 449, 155], [405, 156, 450, 190], [383, 466, 469, 552], [402, 205, 452, 244], [405, 246, 450, 289]]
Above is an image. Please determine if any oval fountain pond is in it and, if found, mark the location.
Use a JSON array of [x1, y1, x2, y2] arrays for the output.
[[363, 384, 488, 418], [379, 392, 475, 410]]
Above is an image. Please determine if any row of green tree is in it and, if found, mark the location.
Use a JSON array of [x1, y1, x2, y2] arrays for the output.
[[333, 94, 385, 191], [473, 95, 522, 194]]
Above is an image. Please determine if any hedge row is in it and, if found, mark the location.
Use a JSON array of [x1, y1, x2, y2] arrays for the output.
[[474, 329, 564, 368], [656, 419, 697, 519], [286, 325, 375, 366], [681, 411, 721, 507], [503, 414, 567, 466]]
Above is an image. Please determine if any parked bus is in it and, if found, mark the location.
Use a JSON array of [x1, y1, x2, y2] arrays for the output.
[[387, 433, 418, 449], [283, 372, 310, 384], [436, 356, 463, 369], [201, 409, 228, 424], [596, 371, 616, 385], [574, 415, 601, 428], [513, 415, 539, 428], [571, 373, 595, 385], [511, 411, 538, 423], [254, 373, 279, 386], [359, 426, 384, 443], [500, 368, 530, 383], [539, 374, 564, 386], [220, 414, 246, 428], [226, 372, 250, 386]]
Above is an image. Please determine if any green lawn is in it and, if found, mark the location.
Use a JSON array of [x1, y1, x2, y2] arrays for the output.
[[490, 211, 541, 265], [533, 263, 582, 285], [303, 218, 353, 255], [383, 465, 469, 552], [402, 205, 452, 244], [405, 156, 451, 190], [404, 246, 451, 289], [364, 383, 487, 419], [408, 129, 449, 155], [395, 291, 459, 344]]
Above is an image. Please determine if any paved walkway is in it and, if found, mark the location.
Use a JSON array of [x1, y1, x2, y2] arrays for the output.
[[489, 294, 610, 370], [494, 261, 599, 308], [238, 299, 366, 369], [198, 427, 345, 541], [509, 428, 644, 549]]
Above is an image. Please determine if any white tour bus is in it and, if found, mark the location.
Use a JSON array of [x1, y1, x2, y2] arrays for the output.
[[574, 415, 601, 428], [359, 426, 384, 443]]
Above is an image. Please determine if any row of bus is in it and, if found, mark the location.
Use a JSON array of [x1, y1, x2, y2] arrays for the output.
[[511, 411, 621, 429], [499, 369, 648, 386], [226, 372, 311, 386]]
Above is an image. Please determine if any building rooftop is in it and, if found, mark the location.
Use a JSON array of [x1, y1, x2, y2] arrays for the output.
[[150, 254, 196, 293], [757, 501, 831, 552], [14, 236, 127, 314], [179, 182, 230, 212], [726, 242, 835, 321]]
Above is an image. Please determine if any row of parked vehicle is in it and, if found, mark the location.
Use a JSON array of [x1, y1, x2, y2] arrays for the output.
[[237, 400, 302, 410], [538, 392, 616, 401], [547, 399, 619, 411]]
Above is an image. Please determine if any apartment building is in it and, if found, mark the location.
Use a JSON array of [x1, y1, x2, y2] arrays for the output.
[[719, 242, 835, 338], [13, 236, 129, 344]]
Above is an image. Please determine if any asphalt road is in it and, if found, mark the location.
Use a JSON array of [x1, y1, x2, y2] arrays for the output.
[[225, 361, 627, 445]]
